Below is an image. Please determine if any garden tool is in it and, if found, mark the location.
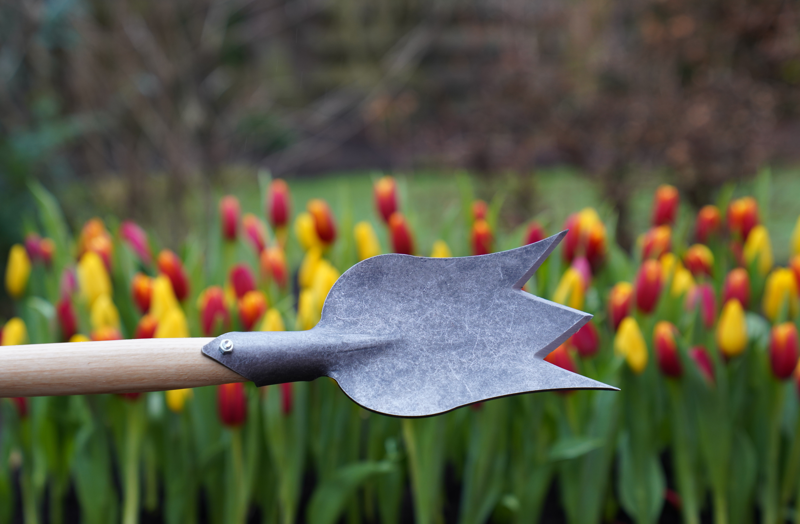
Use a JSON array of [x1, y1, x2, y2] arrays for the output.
[[0, 232, 615, 417]]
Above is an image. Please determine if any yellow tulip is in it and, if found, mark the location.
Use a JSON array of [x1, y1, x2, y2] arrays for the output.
[[5, 244, 31, 299], [659, 253, 680, 281], [614, 317, 648, 373], [1, 318, 28, 346], [791, 216, 800, 257], [553, 268, 585, 310], [295, 212, 322, 251], [77, 251, 112, 307], [150, 275, 179, 322], [165, 389, 192, 413], [311, 260, 340, 307], [296, 289, 319, 330], [717, 299, 748, 357], [354, 222, 381, 261], [155, 307, 189, 338], [298, 248, 322, 289], [430, 240, 452, 258], [69, 334, 90, 343], [260, 308, 285, 332], [90, 294, 120, 331], [670, 267, 696, 298], [743, 225, 773, 276], [762, 268, 799, 322]]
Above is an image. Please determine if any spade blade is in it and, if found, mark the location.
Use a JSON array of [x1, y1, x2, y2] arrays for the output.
[[202, 231, 617, 417]]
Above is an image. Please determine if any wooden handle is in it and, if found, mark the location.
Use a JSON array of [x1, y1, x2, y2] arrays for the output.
[[0, 338, 246, 397]]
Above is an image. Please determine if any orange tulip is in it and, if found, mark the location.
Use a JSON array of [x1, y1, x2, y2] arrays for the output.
[[609, 282, 634, 330], [792, 255, 800, 290], [651, 184, 679, 226], [260, 246, 289, 289], [472, 200, 488, 221], [641, 226, 672, 259], [238, 290, 268, 331], [39, 238, 55, 267], [374, 176, 398, 224], [472, 219, 493, 256], [78, 218, 112, 259], [131, 273, 153, 313], [267, 179, 291, 228], [388, 212, 414, 255], [198, 286, 230, 337], [695, 205, 721, 244], [655, 321, 681, 377], [563, 209, 607, 270], [722, 268, 750, 308], [770, 323, 799, 380], [91, 327, 123, 341], [683, 244, 713, 277], [157, 250, 189, 301], [135, 315, 158, 339], [220, 195, 240, 241], [307, 199, 337, 244], [87, 234, 113, 271], [544, 343, 578, 373], [727, 196, 759, 240], [635, 260, 663, 314], [524, 222, 546, 245]]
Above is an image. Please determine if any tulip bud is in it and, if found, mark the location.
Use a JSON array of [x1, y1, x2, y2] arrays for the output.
[[742, 225, 773, 276], [60, 268, 78, 297], [684, 244, 714, 277], [430, 240, 452, 258], [572, 321, 600, 358], [388, 212, 414, 255], [56, 296, 78, 341], [471, 219, 493, 256], [571, 257, 592, 290], [614, 317, 648, 374], [585, 223, 607, 272], [763, 268, 799, 322], [727, 197, 759, 241], [609, 282, 634, 330], [238, 290, 268, 331], [229, 263, 256, 299], [374, 176, 398, 224], [135, 315, 158, 338], [69, 334, 90, 342], [791, 216, 800, 257], [1, 318, 28, 346], [120, 221, 152, 264], [723, 268, 750, 308], [652, 185, 679, 226], [298, 248, 322, 290], [157, 250, 189, 301], [154, 308, 189, 338], [91, 327, 123, 341], [717, 299, 748, 358], [91, 294, 121, 332], [267, 179, 291, 228], [218, 382, 247, 427], [280, 383, 294, 415], [769, 323, 799, 380], [563, 208, 607, 270], [25, 233, 42, 262], [311, 261, 340, 308], [670, 267, 696, 298], [655, 321, 681, 377], [524, 222, 546, 245], [553, 268, 585, 311], [39, 238, 55, 267], [297, 289, 319, 331], [686, 284, 716, 329], [78, 251, 112, 307], [150, 275, 179, 323], [86, 234, 114, 271], [260, 246, 289, 289], [78, 218, 109, 254], [166, 389, 192, 413], [635, 260, 663, 314], [544, 343, 578, 373], [5, 244, 31, 299], [260, 308, 285, 332], [307, 199, 337, 244], [220, 195, 240, 241], [354, 222, 381, 261], [792, 255, 800, 290], [242, 214, 268, 254], [472, 200, 488, 221], [695, 205, 721, 244], [689, 346, 714, 383], [131, 273, 153, 313], [11, 397, 28, 418], [641, 226, 672, 259], [197, 287, 229, 336], [295, 212, 321, 251]]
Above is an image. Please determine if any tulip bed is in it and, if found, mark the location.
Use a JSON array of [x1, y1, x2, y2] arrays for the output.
[[2, 174, 800, 524]]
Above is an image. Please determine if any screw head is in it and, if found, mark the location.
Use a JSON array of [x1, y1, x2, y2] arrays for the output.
[[219, 339, 234, 354]]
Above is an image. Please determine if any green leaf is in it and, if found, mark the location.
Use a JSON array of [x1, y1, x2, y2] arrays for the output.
[[306, 461, 395, 524], [549, 436, 605, 461]]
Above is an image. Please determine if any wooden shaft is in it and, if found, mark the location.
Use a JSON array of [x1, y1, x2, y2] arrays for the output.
[[0, 338, 246, 397]]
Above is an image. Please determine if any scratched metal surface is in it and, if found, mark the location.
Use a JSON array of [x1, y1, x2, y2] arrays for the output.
[[202, 231, 616, 417]]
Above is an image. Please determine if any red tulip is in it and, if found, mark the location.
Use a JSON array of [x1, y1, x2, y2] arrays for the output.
[[119, 393, 142, 402], [722, 268, 750, 308], [242, 213, 267, 254], [25, 233, 42, 262], [635, 260, 663, 314], [307, 199, 337, 244], [609, 282, 634, 331], [60, 268, 77, 297], [544, 343, 578, 373], [220, 195, 240, 241], [472, 200, 488, 221], [218, 383, 247, 427], [770, 323, 799, 380], [11, 397, 28, 418], [39, 238, 55, 267], [229, 263, 256, 299], [695, 205, 721, 244], [727, 197, 759, 241], [791, 255, 800, 291], [641, 226, 672, 259], [267, 179, 291, 228], [471, 219, 493, 256], [563, 209, 607, 270], [280, 383, 293, 415], [135, 315, 158, 339], [260, 246, 289, 289], [684, 244, 714, 277], [652, 185, 679, 226], [388, 212, 414, 255], [238, 291, 268, 331], [157, 250, 189, 301], [120, 221, 152, 264], [56, 296, 78, 341], [655, 321, 681, 377], [572, 321, 599, 358], [524, 222, 546, 245], [198, 286, 230, 337], [374, 176, 398, 224], [687, 283, 717, 329], [131, 273, 153, 313], [689, 346, 714, 383]]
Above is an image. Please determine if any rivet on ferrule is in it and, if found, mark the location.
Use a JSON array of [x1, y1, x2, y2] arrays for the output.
[[219, 339, 234, 354]]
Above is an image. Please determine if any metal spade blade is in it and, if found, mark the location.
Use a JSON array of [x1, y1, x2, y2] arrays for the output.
[[202, 231, 617, 417]]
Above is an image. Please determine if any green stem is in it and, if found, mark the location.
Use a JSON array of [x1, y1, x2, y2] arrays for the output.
[[763, 383, 785, 524], [713, 487, 729, 524], [231, 428, 246, 524], [779, 413, 800, 509], [402, 418, 441, 524], [49, 478, 66, 524], [20, 420, 39, 524], [667, 383, 700, 524], [122, 402, 145, 524]]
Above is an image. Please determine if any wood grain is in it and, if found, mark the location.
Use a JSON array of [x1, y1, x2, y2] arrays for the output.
[[0, 338, 246, 397]]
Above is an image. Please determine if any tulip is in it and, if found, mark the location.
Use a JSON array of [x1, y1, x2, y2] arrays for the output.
[[60, 268, 78, 297], [571, 257, 592, 290], [472, 200, 488, 221], [295, 212, 322, 251], [91, 294, 121, 331], [135, 315, 158, 338], [641, 226, 672, 259], [609, 282, 634, 330], [260, 246, 289, 289], [166, 389, 192, 413], [56, 296, 78, 340], [239, 290, 268, 331], [686, 284, 717, 329], [472, 219, 493, 256], [311, 261, 340, 307], [635, 260, 663, 314], [77, 251, 112, 307], [792, 255, 800, 290], [297, 289, 319, 330], [150, 275, 180, 323], [544, 343, 578, 373], [374, 176, 398, 224], [727, 196, 759, 240], [723, 268, 750, 308], [742, 225, 773, 276], [267, 179, 291, 228], [695, 205, 721, 244], [155, 308, 190, 338], [131, 273, 153, 313], [1, 318, 28, 346], [684, 244, 713, 277], [792, 216, 800, 257], [280, 383, 294, 415], [298, 248, 322, 290], [218, 382, 247, 427], [25, 233, 42, 261], [157, 250, 189, 301], [354, 222, 381, 261], [39, 238, 55, 267], [11, 397, 28, 418], [242, 213, 267, 254], [198, 286, 230, 336], [614, 317, 648, 374], [655, 321, 681, 377], [69, 334, 90, 343], [670, 267, 695, 298], [652, 184, 679, 226], [307, 199, 337, 244], [5, 244, 31, 298], [553, 268, 585, 311], [120, 221, 152, 264], [86, 234, 114, 271], [563, 208, 607, 270], [769, 323, 799, 380], [78, 218, 109, 255], [220, 195, 240, 241], [388, 212, 414, 255], [260, 308, 285, 332], [91, 327, 123, 341], [689, 346, 714, 383], [572, 321, 599, 358], [524, 222, 546, 245], [430, 240, 452, 258], [660, 253, 680, 281], [230, 263, 256, 299], [763, 268, 799, 322], [717, 299, 748, 357]]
